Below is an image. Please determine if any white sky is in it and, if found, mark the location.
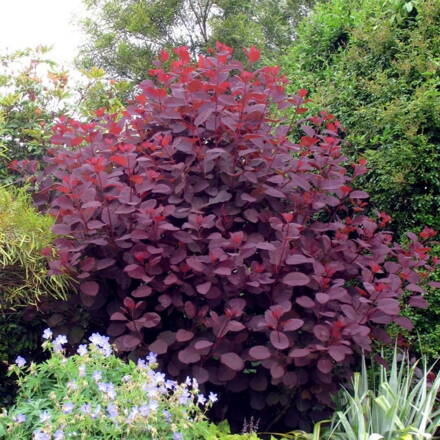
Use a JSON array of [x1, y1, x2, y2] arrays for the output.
[[0, 0, 86, 69]]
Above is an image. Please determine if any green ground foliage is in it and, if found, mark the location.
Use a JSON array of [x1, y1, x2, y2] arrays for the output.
[[282, 0, 440, 235]]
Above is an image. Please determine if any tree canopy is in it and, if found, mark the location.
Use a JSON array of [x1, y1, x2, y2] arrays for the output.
[[76, 0, 315, 81]]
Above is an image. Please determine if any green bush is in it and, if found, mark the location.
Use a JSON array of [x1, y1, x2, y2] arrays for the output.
[[282, 0, 440, 235], [0, 187, 69, 311], [0, 332, 260, 439]]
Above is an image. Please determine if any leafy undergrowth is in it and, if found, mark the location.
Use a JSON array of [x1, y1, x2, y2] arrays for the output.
[[0, 330, 260, 440]]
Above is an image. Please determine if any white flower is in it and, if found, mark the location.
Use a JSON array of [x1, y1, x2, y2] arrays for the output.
[[39, 411, 51, 422], [77, 344, 88, 356], [42, 328, 53, 340], [54, 335, 67, 345], [208, 392, 218, 403], [53, 335, 68, 352]]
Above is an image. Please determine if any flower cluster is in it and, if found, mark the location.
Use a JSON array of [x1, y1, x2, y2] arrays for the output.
[[2, 331, 221, 440]]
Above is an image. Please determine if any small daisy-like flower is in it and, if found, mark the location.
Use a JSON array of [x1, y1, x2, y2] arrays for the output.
[[15, 356, 26, 368], [208, 391, 218, 403], [62, 402, 74, 414], [42, 328, 53, 340], [173, 433, 184, 440], [197, 394, 206, 405], [39, 410, 51, 423], [77, 344, 87, 356]]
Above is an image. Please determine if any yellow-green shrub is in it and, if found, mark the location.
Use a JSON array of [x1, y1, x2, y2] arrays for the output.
[[0, 186, 68, 311]]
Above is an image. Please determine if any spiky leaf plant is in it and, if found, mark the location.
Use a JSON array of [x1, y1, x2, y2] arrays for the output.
[[327, 348, 440, 440]]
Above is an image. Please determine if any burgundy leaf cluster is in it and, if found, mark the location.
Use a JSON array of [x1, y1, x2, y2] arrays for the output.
[[34, 43, 438, 427]]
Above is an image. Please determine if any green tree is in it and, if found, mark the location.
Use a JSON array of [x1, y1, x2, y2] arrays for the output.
[[76, 0, 315, 82]]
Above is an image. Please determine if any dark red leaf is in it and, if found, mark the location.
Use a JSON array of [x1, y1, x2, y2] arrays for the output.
[[80, 281, 99, 297], [249, 345, 271, 360], [220, 352, 244, 371], [282, 272, 310, 287]]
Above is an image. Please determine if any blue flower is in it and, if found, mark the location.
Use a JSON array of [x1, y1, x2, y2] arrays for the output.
[[62, 402, 74, 414], [42, 328, 53, 340], [80, 403, 92, 414], [89, 333, 112, 356], [178, 389, 191, 405], [12, 413, 26, 423], [139, 404, 150, 417], [33, 430, 51, 440], [54, 429, 65, 440], [106, 403, 118, 419], [163, 410, 171, 422], [146, 352, 157, 365], [173, 433, 183, 440], [15, 356, 26, 368]]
